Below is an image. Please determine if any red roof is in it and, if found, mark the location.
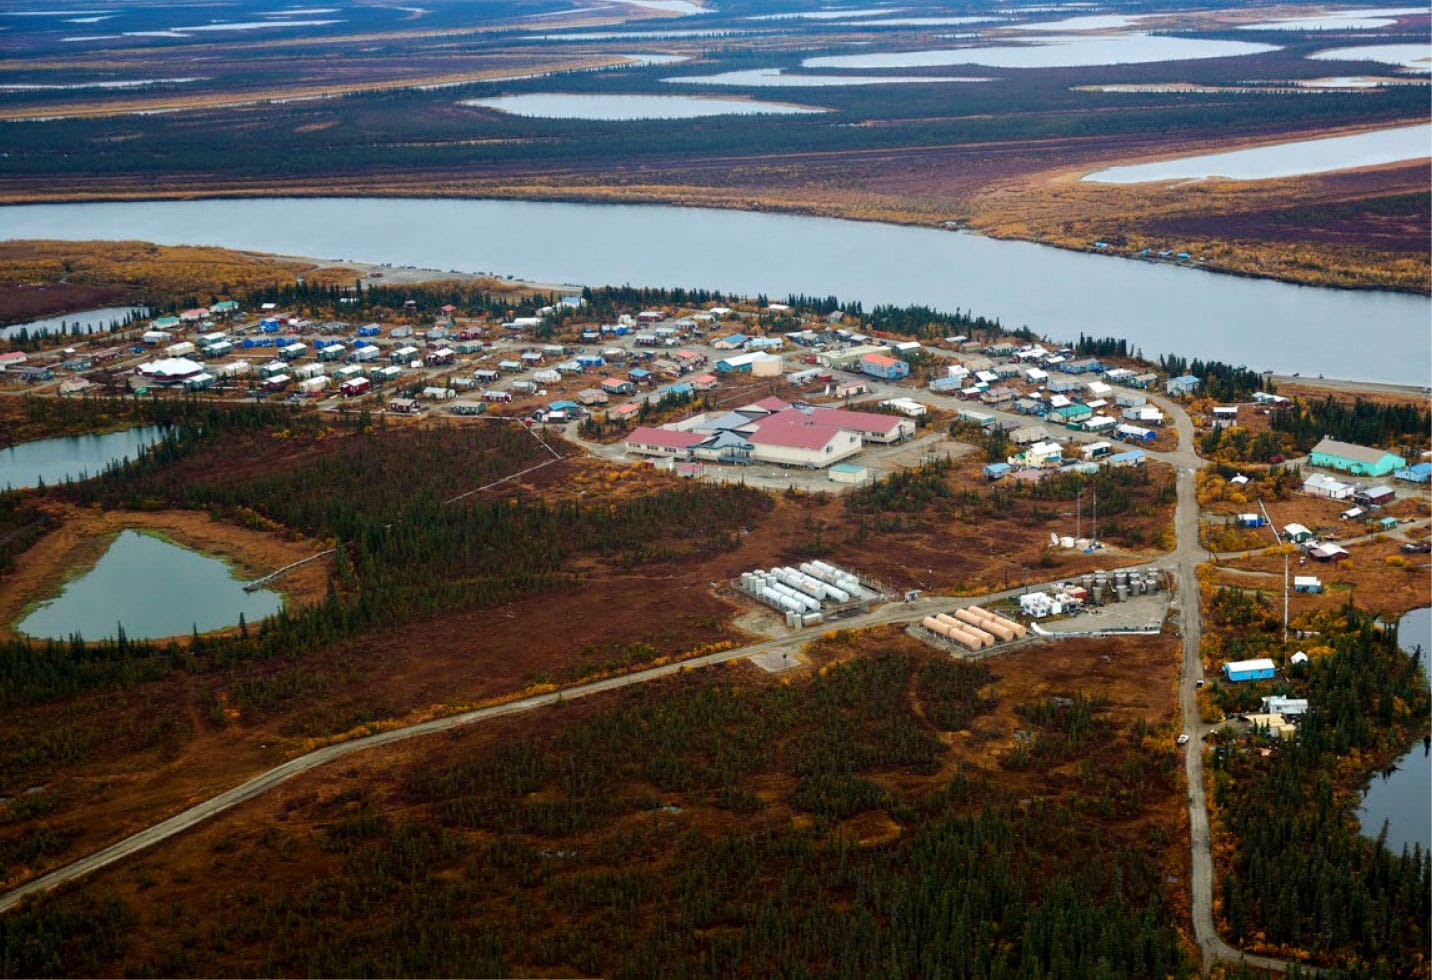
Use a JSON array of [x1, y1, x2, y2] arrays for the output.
[[861, 353, 899, 368], [627, 426, 706, 449], [772, 406, 902, 435], [748, 418, 846, 451], [748, 396, 791, 413], [602, 377, 629, 388]]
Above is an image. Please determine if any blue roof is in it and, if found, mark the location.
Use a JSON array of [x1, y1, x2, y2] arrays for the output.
[[548, 400, 580, 411], [831, 463, 867, 474], [1395, 462, 1431, 480], [1109, 450, 1146, 463], [667, 383, 694, 395], [719, 333, 748, 345], [1171, 374, 1200, 384]]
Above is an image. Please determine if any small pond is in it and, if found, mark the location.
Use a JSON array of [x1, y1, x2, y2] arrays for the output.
[[1081, 122, 1432, 183], [460, 92, 826, 119], [1358, 606, 1431, 853], [0, 425, 167, 490], [0, 304, 148, 339], [15, 530, 284, 641]]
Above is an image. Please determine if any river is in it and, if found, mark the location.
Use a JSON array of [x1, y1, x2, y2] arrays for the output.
[[1, 198, 1428, 384], [1357, 606, 1431, 854]]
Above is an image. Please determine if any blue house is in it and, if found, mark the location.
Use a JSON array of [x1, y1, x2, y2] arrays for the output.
[[1166, 375, 1201, 397], [983, 462, 1011, 481], [1393, 461, 1430, 484], [1223, 658, 1276, 683]]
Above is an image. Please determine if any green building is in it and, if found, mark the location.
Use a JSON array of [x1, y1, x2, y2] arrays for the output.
[[1308, 437, 1406, 478]]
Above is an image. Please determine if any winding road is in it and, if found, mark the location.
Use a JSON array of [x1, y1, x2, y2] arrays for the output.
[[0, 387, 1315, 975]]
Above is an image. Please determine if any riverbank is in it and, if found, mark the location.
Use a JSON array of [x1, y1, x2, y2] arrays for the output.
[[0, 506, 331, 643]]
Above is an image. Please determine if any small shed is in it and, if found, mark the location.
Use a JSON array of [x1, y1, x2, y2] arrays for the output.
[[1293, 576, 1322, 594], [828, 463, 870, 485], [1283, 523, 1314, 544]]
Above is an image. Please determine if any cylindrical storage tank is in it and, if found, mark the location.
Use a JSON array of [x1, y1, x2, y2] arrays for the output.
[[935, 613, 962, 628], [774, 584, 820, 612], [810, 560, 838, 577], [922, 616, 946, 633], [1114, 569, 1128, 587], [949, 627, 984, 652], [953, 613, 996, 645], [1080, 573, 1094, 591], [953, 608, 988, 630], [1149, 573, 1161, 592], [1115, 584, 1128, 603], [993, 615, 1028, 638], [983, 620, 1015, 642], [1060, 536, 1074, 549], [799, 562, 822, 578], [803, 612, 823, 627], [821, 583, 850, 604], [786, 611, 802, 628]]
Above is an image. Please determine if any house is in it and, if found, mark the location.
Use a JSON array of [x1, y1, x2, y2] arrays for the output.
[[829, 463, 870, 485], [1212, 406, 1239, 425], [879, 398, 927, 418], [388, 396, 420, 414], [1240, 712, 1297, 738], [339, 378, 371, 397], [1116, 423, 1156, 442], [794, 406, 914, 444], [689, 373, 718, 391], [1235, 513, 1266, 528], [1123, 405, 1165, 426], [12, 365, 54, 383], [1353, 485, 1395, 506], [983, 462, 1011, 481], [860, 353, 909, 380], [1081, 415, 1117, 434], [1302, 472, 1355, 500], [1293, 576, 1323, 594], [1283, 523, 1314, 544], [1025, 367, 1049, 384], [1308, 543, 1350, 562], [1020, 441, 1064, 469], [425, 348, 456, 366], [980, 385, 1017, 407], [1010, 426, 1048, 446], [1166, 375, 1201, 397], [1223, 658, 1276, 682], [601, 377, 635, 396], [1394, 462, 1432, 484], [1107, 449, 1146, 468], [577, 388, 609, 406], [1308, 437, 1406, 477], [1128, 372, 1158, 389], [1253, 391, 1291, 406], [1262, 696, 1309, 716], [1086, 381, 1112, 398]]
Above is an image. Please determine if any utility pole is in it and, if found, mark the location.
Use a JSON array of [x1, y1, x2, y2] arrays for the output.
[[1283, 551, 1290, 644], [1076, 488, 1082, 541], [1092, 485, 1098, 545]]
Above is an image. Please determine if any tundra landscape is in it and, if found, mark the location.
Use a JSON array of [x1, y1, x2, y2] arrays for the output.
[[0, 0, 1429, 977]]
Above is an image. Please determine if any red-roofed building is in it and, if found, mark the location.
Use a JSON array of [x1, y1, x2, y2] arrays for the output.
[[624, 426, 708, 458], [771, 406, 914, 444], [689, 373, 718, 391], [601, 377, 635, 395], [738, 396, 791, 416], [747, 417, 862, 467]]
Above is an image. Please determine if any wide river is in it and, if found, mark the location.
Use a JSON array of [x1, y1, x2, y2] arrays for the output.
[[2, 198, 1428, 384]]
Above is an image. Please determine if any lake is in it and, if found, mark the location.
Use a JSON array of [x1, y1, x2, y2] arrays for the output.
[[1358, 606, 1431, 853], [1309, 43, 1432, 71], [1081, 123, 1432, 183], [0, 304, 147, 339], [803, 33, 1279, 69], [460, 93, 826, 119], [1240, 7, 1428, 31], [664, 68, 991, 86], [15, 530, 283, 641], [0, 425, 167, 490], [1, 197, 1428, 384]]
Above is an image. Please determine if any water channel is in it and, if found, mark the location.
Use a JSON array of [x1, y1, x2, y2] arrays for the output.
[[15, 529, 284, 641], [3, 197, 1426, 384], [0, 425, 166, 490], [1357, 606, 1432, 854]]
